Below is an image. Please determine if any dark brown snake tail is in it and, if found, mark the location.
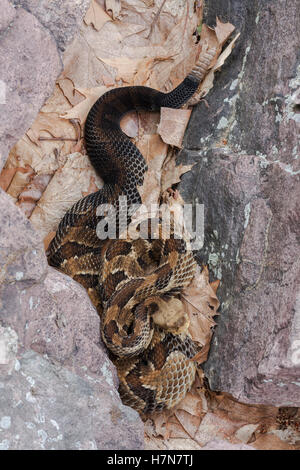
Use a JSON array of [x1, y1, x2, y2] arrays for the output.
[[47, 70, 202, 414]]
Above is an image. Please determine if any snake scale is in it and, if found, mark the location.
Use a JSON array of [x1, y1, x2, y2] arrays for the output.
[[47, 65, 203, 414]]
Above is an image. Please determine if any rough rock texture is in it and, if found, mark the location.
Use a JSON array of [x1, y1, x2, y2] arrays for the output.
[[12, 0, 91, 52], [179, 0, 300, 405], [0, 1, 145, 450], [0, 0, 16, 31], [0, 188, 144, 449], [0, 0, 90, 171]]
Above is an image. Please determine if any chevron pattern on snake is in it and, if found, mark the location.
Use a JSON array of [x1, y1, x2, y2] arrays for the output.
[[47, 69, 201, 414]]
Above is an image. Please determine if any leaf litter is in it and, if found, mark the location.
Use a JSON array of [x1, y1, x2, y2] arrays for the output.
[[1, 0, 297, 451]]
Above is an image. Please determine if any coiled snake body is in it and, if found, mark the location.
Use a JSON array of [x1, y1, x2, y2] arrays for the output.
[[48, 69, 201, 413]]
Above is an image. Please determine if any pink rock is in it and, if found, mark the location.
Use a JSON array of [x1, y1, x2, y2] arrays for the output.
[[0, 0, 90, 170], [0, 0, 16, 32]]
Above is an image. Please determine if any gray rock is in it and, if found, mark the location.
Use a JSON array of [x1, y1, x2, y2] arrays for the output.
[[179, 0, 300, 406]]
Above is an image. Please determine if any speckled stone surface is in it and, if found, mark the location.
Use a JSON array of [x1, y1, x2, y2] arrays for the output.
[[0, 188, 144, 449], [0, 350, 143, 450]]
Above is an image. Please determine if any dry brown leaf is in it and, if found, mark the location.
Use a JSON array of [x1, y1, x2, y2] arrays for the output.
[[3, 77, 78, 199], [252, 433, 298, 451], [5, 2, 289, 452], [196, 32, 240, 100], [174, 410, 202, 439], [8, 135, 64, 175], [172, 386, 204, 440], [176, 389, 204, 418], [6, 167, 35, 200], [43, 231, 56, 252], [27, 112, 75, 145], [193, 411, 239, 447], [210, 279, 220, 294], [158, 107, 192, 147], [212, 394, 278, 426], [166, 416, 192, 440], [16, 174, 52, 218], [62, 0, 201, 91], [57, 78, 86, 107], [144, 414, 168, 440], [214, 32, 240, 72], [100, 56, 154, 84], [235, 424, 260, 444], [40, 83, 73, 114]]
